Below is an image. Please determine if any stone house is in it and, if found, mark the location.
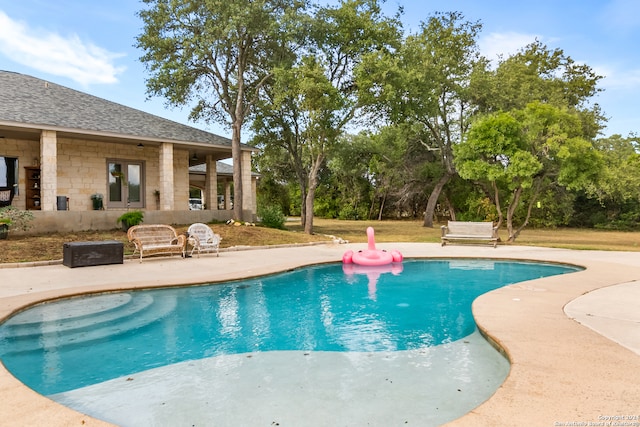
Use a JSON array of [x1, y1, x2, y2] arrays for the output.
[[0, 71, 257, 233]]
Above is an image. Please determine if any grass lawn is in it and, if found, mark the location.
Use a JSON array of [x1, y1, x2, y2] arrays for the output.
[[1, 218, 639, 264], [290, 218, 640, 251]]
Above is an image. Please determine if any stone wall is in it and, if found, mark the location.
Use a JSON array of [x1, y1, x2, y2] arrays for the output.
[[2, 137, 195, 212]]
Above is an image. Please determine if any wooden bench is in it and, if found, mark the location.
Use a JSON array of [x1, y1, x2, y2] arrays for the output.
[[441, 221, 499, 248], [127, 224, 186, 262], [63, 240, 124, 268]]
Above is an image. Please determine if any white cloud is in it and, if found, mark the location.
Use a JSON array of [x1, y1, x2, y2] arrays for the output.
[[0, 10, 125, 86], [597, 65, 640, 90], [479, 31, 541, 62]]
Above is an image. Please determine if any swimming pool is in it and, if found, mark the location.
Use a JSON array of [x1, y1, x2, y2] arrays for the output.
[[0, 259, 580, 425]]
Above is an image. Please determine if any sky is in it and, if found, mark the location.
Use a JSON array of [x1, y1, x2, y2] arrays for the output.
[[0, 0, 639, 142]]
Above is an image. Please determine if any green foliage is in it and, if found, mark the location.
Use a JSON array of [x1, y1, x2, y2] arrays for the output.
[[337, 204, 369, 221], [358, 11, 482, 125], [139, 0, 612, 233], [0, 207, 34, 231], [592, 208, 640, 231], [314, 179, 343, 218], [476, 40, 603, 117], [571, 190, 640, 231], [515, 187, 574, 228], [586, 135, 640, 204], [257, 176, 292, 217], [456, 195, 498, 222], [117, 210, 144, 229], [456, 102, 602, 241], [451, 38, 605, 238], [457, 112, 540, 187], [321, 134, 375, 219], [357, 11, 486, 225], [136, 0, 307, 220], [250, 0, 402, 233], [136, 0, 303, 122], [258, 205, 286, 230]]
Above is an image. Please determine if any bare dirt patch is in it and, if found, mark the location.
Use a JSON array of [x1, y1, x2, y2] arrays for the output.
[[0, 223, 330, 264]]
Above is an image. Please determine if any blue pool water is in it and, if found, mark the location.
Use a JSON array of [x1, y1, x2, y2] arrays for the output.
[[0, 259, 579, 397]]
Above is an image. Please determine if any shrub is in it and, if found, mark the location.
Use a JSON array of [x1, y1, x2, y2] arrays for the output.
[[258, 205, 286, 229], [117, 210, 144, 230], [337, 205, 363, 220]]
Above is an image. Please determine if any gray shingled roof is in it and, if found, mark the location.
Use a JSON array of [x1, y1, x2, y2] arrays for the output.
[[0, 70, 238, 147]]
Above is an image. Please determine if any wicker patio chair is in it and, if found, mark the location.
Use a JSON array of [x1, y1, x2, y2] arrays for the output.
[[127, 224, 186, 262], [187, 223, 222, 258]]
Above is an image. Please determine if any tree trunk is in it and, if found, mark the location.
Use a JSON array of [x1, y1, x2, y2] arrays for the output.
[[304, 185, 315, 234], [492, 181, 504, 229], [231, 61, 245, 221], [443, 194, 456, 221], [300, 188, 307, 229], [303, 154, 324, 234], [368, 198, 376, 220], [423, 173, 453, 227], [231, 122, 243, 221], [510, 179, 543, 242], [296, 170, 308, 229], [377, 193, 386, 220], [506, 187, 523, 242]]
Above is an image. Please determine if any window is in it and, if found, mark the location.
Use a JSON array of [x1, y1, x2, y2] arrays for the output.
[[107, 160, 144, 208], [0, 157, 18, 195]]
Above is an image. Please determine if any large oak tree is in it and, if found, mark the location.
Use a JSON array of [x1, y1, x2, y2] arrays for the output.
[[455, 102, 603, 241], [357, 11, 485, 227], [251, 0, 401, 233], [136, 0, 305, 220]]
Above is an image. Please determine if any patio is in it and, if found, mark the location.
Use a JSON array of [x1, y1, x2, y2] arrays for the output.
[[0, 242, 639, 426]]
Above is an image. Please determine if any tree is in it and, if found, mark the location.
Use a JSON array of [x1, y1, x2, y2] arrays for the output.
[[365, 126, 410, 219], [323, 133, 376, 220], [572, 134, 640, 228], [251, 0, 401, 233], [474, 40, 603, 116], [454, 39, 606, 238], [357, 11, 485, 227], [588, 134, 640, 205], [251, 56, 345, 233], [136, 0, 305, 220], [455, 102, 603, 241]]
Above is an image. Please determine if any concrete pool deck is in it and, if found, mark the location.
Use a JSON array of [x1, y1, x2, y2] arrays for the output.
[[0, 242, 639, 426]]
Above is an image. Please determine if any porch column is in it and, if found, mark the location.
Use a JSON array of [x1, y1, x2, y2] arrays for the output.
[[205, 155, 218, 210], [40, 130, 57, 211], [252, 176, 258, 216], [241, 151, 254, 219], [224, 180, 232, 210], [159, 142, 174, 211]]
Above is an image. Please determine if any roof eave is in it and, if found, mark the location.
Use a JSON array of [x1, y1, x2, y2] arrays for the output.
[[0, 120, 257, 151]]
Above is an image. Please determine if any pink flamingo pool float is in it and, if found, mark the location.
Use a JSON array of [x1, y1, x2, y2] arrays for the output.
[[342, 226, 403, 266]]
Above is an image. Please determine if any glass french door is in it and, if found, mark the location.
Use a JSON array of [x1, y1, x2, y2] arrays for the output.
[[108, 161, 144, 208]]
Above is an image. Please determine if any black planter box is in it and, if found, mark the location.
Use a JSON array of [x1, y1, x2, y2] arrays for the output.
[[63, 241, 124, 268]]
